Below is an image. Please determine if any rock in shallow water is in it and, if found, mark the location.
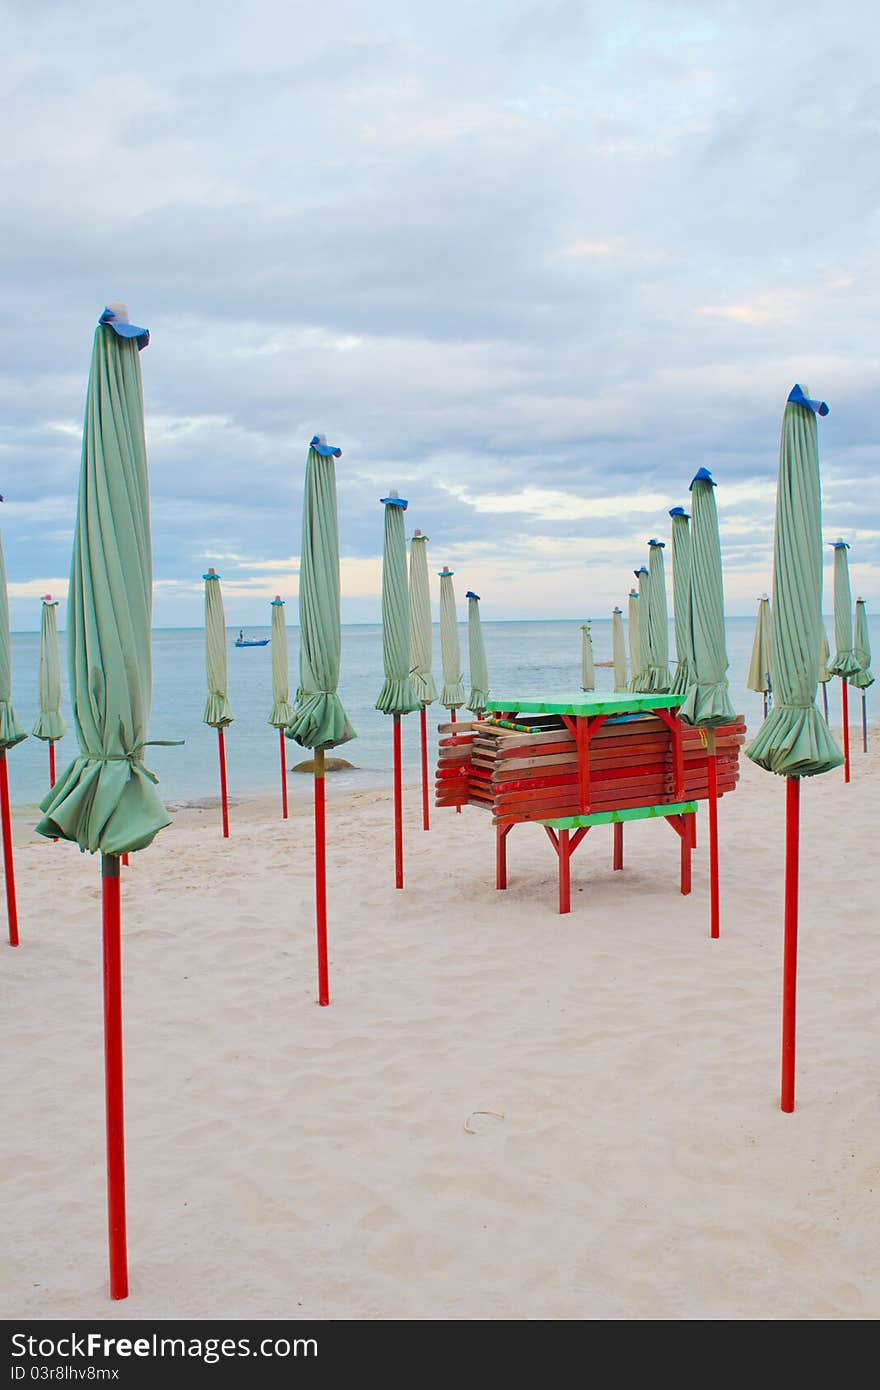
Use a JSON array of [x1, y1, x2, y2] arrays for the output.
[[290, 757, 358, 774]]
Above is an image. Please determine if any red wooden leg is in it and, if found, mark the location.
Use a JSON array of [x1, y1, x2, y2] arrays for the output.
[[612, 820, 623, 871], [680, 814, 692, 895], [558, 829, 571, 914], [102, 854, 128, 1299], [781, 777, 800, 1113], [48, 740, 56, 788], [496, 824, 509, 889], [708, 752, 719, 938]]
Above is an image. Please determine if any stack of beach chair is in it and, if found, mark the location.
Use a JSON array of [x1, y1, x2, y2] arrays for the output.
[[435, 714, 744, 825]]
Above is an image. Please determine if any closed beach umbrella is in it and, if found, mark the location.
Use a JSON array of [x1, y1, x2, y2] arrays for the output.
[[287, 435, 355, 1006], [36, 303, 171, 1298], [202, 568, 234, 837], [818, 621, 832, 722], [467, 591, 489, 715], [438, 566, 465, 713], [747, 595, 772, 718], [746, 384, 842, 1111], [851, 598, 874, 752], [827, 539, 860, 783], [669, 508, 693, 696], [679, 468, 735, 941], [268, 597, 294, 819], [32, 595, 66, 789], [409, 529, 437, 832], [626, 588, 642, 690], [376, 490, 420, 889], [611, 607, 627, 691], [580, 622, 595, 691], [634, 540, 670, 692], [0, 520, 26, 947]]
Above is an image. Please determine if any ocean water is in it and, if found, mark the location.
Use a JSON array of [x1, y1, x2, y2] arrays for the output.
[[6, 616, 877, 809]]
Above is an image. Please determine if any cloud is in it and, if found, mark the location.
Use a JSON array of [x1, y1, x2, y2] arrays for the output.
[[2, 0, 878, 629]]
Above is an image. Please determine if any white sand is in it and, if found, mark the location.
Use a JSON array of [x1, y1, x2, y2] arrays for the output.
[[2, 743, 879, 1321]]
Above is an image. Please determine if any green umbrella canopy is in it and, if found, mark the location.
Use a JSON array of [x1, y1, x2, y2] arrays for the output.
[[408, 529, 438, 706], [376, 491, 420, 715], [668, 508, 693, 697], [679, 470, 736, 727], [851, 598, 874, 690], [826, 540, 862, 679], [611, 607, 627, 691], [267, 597, 295, 727], [286, 437, 355, 749], [634, 541, 670, 692], [202, 570, 234, 728], [438, 567, 465, 710], [0, 526, 27, 751], [746, 596, 772, 695], [37, 308, 171, 853], [630, 565, 651, 688], [818, 622, 831, 683], [626, 589, 642, 690], [747, 386, 843, 776], [32, 596, 66, 742], [580, 622, 595, 691], [467, 591, 490, 714]]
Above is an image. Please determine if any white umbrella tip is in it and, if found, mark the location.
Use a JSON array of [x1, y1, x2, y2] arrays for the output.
[[43, 593, 53, 602]]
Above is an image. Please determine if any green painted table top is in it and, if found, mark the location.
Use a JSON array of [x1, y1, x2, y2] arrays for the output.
[[485, 692, 683, 717], [539, 800, 697, 830]]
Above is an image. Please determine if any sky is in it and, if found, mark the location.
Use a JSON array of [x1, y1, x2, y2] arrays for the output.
[[2, 0, 879, 628]]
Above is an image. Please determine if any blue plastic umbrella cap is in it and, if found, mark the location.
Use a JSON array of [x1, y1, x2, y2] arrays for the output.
[[465, 590, 480, 600], [99, 303, 149, 351], [270, 596, 285, 605], [689, 466, 716, 490], [648, 538, 665, 548], [438, 567, 454, 577], [830, 538, 850, 549], [380, 488, 408, 509], [309, 434, 342, 458], [634, 566, 648, 578], [669, 506, 690, 519], [788, 384, 829, 416], [628, 589, 639, 598], [203, 569, 221, 581]]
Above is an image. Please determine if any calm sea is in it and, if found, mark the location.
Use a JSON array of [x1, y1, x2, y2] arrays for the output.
[[6, 616, 877, 809]]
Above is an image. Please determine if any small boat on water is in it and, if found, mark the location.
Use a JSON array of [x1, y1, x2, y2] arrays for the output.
[[235, 630, 270, 648]]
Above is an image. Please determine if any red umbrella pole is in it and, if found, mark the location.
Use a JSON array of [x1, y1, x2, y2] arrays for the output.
[[841, 678, 850, 783], [393, 713, 403, 888], [101, 853, 128, 1297], [419, 706, 430, 831], [278, 729, 289, 820], [450, 708, 461, 813], [862, 691, 868, 754], [0, 750, 19, 948], [314, 748, 329, 1005], [48, 740, 56, 788], [217, 727, 230, 837], [781, 777, 800, 1113], [707, 732, 720, 939]]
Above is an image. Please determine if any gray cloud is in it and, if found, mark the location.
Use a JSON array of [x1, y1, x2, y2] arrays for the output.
[[2, 0, 879, 627]]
